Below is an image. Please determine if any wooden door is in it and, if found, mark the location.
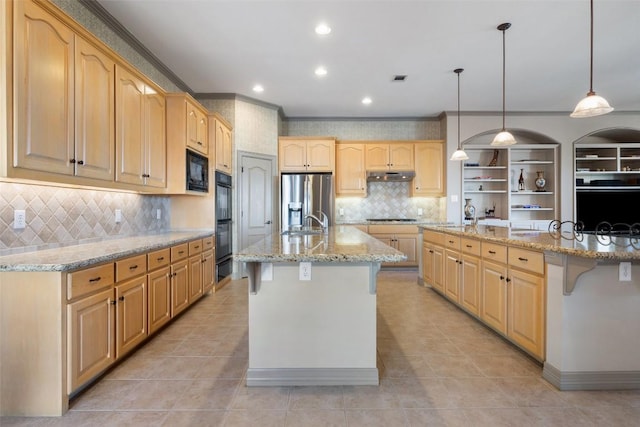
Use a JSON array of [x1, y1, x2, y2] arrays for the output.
[[306, 140, 335, 172], [115, 276, 147, 358], [14, 0, 75, 175], [481, 259, 508, 334], [171, 259, 189, 317], [115, 65, 145, 186], [461, 254, 481, 316], [148, 266, 171, 334], [67, 288, 115, 392], [508, 268, 545, 358], [412, 142, 444, 196], [143, 88, 166, 188], [74, 37, 114, 181], [188, 255, 203, 303], [364, 144, 390, 171], [444, 249, 461, 302], [336, 144, 366, 196], [388, 143, 414, 171]]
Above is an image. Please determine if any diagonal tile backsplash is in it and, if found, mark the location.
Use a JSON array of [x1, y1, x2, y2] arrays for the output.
[[0, 182, 170, 255]]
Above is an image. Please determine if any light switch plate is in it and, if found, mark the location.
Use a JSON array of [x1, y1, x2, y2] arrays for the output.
[[299, 262, 312, 281]]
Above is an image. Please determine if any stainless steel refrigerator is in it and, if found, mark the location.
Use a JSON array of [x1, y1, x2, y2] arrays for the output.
[[281, 173, 334, 231]]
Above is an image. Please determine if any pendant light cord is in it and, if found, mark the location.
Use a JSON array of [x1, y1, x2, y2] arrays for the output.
[[457, 70, 461, 149], [589, 0, 594, 95], [501, 26, 506, 131]]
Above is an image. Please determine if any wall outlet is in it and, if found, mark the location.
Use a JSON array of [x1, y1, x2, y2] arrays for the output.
[[339, 208, 344, 216], [299, 262, 312, 281], [14, 210, 26, 229], [156, 209, 162, 220], [115, 209, 122, 223], [417, 208, 423, 216], [619, 262, 632, 281]]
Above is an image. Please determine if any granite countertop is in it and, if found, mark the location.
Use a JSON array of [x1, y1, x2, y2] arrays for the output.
[[0, 229, 215, 272], [337, 220, 452, 226], [235, 225, 406, 263], [421, 224, 640, 261]]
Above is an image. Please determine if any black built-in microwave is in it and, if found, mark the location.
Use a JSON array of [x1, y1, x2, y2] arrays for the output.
[[186, 149, 209, 193]]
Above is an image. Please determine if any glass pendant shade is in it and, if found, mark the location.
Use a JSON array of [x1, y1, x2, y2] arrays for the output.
[[570, 92, 614, 118], [450, 148, 469, 161], [491, 130, 517, 146]]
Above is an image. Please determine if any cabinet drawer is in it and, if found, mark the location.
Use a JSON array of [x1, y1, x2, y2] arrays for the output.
[[508, 247, 544, 275], [67, 263, 115, 300], [461, 237, 481, 256], [368, 224, 418, 234], [116, 254, 147, 282], [189, 239, 203, 255], [203, 236, 214, 250], [423, 230, 444, 245], [171, 243, 189, 261], [443, 234, 460, 250], [148, 248, 170, 270], [482, 242, 507, 264]]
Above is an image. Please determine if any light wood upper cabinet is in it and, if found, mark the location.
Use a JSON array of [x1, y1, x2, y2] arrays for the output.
[[412, 141, 445, 196], [212, 113, 233, 175], [279, 137, 336, 173], [365, 142, 414, 171], [186, 99, 208, 155], [335, 143, 366, 196], [115, 64, 166, 190]]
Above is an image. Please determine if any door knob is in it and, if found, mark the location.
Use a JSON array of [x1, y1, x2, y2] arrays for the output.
[[265, 220, 272, 224]]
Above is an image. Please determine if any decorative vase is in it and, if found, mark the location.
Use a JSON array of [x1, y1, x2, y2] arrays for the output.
[[535, 171, 546, 192], [518, 169, 525, 191], [464, 198, 476, 220]]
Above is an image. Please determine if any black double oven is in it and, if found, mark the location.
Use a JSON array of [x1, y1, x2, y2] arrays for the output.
[[215, 171, 233, 282]]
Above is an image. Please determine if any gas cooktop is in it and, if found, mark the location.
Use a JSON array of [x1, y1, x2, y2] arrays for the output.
[[366, 218, 417, 222]]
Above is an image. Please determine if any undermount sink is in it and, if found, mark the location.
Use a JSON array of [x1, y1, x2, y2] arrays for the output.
[[281, 228, 325, 236]]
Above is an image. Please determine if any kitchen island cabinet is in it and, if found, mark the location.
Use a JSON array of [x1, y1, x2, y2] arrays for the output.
[[0, 231, 214, 416], [368, 224, 419, 267], [236, 226, 405, 386]]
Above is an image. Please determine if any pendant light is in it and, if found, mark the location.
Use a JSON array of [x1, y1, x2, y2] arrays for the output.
[[570, 0, 613, 118], [450, 68, 468, 161], [491, 22, 516, 147]]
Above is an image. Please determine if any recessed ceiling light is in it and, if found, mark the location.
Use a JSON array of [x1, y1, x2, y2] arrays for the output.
[[315, 66, 327, 77], [315, 23, 331, 35], [252, 84, 264, 93], [362, 97, 372, 105]]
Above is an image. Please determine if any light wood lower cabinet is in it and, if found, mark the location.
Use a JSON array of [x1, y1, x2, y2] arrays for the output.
[[148, 266, 171, 334], [481, 258, 508, 334], [202, 248, 215, 293], [115, 275, 147, 358], [368, 225, 419, 267]]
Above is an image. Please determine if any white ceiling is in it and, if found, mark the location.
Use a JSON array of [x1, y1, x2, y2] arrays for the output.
[[96, 0, 640, 118]]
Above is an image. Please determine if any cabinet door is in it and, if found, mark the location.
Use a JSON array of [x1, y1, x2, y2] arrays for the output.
[[186, 101, 208, 155], [148, 266, 171, 335], [215, 119, 233, 174], [461, 254, 481, 316], [364, 144, 390, 171], [115, 65, 145, 186], [144, 89, 166, 188], [67, 288, 115, 392], [171, 259, 189, 317], [115, 276, 147, 358], [74, 37, 115, 181], [396, 235, 418, 265], [432, 245, 445, 293], [444, 249, 461, 302], [279, 140, 307, 171], [508, 268, 545, 359], [14, 0, 75, 176], [188, 255, 203, 303], [202, 249, 215, 293], [422, 243, 433, 285], [481, 259, 508, 334], [388, 143, 414, 171], [306, 140, 335, 172], [412, 142, 444, 196], [336, 144, 366, 196]]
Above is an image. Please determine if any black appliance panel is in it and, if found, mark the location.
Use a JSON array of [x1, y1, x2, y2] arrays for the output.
[[186, 149, 209, 193]]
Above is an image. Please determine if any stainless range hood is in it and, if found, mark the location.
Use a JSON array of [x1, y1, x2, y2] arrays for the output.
[[366, 171, 415, 182]]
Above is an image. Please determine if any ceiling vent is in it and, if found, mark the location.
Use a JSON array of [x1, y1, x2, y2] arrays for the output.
[[392, 75, 407, 82]]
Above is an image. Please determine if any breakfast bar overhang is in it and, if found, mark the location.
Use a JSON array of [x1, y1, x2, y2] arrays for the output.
[[235, 226, 405, 386]]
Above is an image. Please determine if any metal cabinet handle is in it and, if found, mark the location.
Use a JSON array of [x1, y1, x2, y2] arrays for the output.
[[129, 265, 138, 270], [157, 257, 164, 261], [488, 250, 496, 254], [506, 277, 512, 282], [77, 160, 84, 165], [89, 276, 101, 283], [118, 296, 125, 301], [518, 257, 528, 262]]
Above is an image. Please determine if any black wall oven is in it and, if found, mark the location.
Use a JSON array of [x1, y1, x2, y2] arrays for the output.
[[215, 171, 233, 282]]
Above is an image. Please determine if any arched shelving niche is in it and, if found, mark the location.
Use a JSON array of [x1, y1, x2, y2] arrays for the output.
[[573, 127, 640, 231], [459, 128, 560, 229]]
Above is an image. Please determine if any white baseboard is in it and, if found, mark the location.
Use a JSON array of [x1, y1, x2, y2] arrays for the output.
[[543, 363, 640, 390]]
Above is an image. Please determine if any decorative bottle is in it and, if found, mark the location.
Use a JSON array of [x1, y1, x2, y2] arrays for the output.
[[464, 198, 476, 221], [535, 171, 546, 192], [518, 169, 525, 191]]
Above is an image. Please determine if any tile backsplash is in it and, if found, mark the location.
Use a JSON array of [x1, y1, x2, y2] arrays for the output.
[[336, 182, 446, 222], [0, 182, 170, 255]]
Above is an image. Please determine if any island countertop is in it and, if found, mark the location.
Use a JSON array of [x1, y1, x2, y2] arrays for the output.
[[236, 225, 406, 263], [421, 224, 640, 261]]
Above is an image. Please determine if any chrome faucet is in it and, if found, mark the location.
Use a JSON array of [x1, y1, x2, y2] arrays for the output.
[[305, 211, 329, 231]]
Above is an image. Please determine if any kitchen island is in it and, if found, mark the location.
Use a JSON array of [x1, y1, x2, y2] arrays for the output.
[[420, 223, 640, 390], [235, 225, 405, 386]]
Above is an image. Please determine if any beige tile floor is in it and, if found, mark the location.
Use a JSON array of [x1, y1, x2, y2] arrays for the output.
[[3, 270, 640, 426]]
